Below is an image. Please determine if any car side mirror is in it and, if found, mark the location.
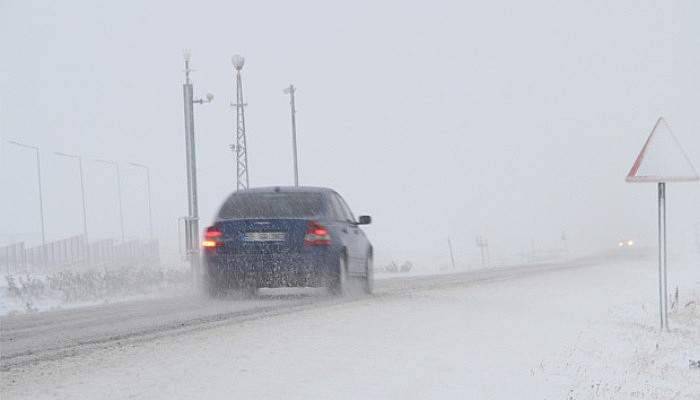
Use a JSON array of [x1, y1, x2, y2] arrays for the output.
[[358, 215, 371, 225]]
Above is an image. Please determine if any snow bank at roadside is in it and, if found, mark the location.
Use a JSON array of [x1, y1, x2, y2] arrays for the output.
[[1, 267, 191, 316]]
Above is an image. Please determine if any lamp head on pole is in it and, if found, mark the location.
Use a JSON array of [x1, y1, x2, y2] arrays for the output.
[[129, 162, 148, 169], [7, 140, 39, 151], [94, 158, 117, 167], [55, 151, 79, 159], [231, 54, 245, 70]]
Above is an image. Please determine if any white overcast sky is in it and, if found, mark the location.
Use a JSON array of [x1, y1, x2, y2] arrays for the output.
[[1, 0, 699, 265]]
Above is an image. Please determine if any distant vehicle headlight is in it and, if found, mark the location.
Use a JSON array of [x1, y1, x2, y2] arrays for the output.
[[627, 240, 634, 246]]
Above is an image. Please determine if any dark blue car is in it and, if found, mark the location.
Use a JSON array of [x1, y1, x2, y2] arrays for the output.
[[203, 186, 373, 297]]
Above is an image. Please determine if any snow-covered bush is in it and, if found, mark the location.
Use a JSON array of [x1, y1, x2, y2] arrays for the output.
[[3, 266, 190, 309]]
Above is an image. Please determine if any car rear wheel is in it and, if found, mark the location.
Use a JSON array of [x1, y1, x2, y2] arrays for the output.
[[362, 253, 374, 294], [205, 274, 225, 298], [329, 255, 347, 296], [236, 284, 258, 298]]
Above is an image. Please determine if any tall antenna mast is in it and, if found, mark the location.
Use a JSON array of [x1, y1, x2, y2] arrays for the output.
[[231, 54, 249, 190]]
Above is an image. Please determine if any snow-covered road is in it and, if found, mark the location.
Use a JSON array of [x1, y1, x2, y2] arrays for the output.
[[0, 257, 599, 369], [2, 255, 698, 399]]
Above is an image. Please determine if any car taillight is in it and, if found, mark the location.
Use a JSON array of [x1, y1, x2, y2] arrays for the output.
[[203, 226, 223, 249], [304, 221, 331, 246]]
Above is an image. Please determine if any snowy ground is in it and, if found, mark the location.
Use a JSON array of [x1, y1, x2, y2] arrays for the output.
[[1, 256, 698, 399]]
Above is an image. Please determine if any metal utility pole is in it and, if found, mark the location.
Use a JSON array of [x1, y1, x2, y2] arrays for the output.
[[55, 152, 89, 262], [561, 231, 569, 257], [447, 236, 456, 269], [231, 54, 249, 190], [95, 159, 125, 242], [182, 51, 212, 280], [129, 162, 153, 240], [8, 140, 46, 266], [284, 84, 299, 186]]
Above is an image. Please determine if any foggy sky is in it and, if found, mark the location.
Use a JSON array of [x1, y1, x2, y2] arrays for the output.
[[1, 0, 699, 266]]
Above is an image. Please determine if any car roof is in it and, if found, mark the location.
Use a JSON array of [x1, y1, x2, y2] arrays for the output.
[[233, 186, 337, 195]]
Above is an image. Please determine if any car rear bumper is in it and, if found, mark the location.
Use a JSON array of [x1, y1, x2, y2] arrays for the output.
[[204, 250, 338, 288]]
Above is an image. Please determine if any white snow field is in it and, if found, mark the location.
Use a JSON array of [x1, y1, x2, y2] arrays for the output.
[[2, 257, 698, 400]]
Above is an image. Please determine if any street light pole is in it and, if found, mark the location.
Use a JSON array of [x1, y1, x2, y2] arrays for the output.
[[8, 140, 47, 266], [476, 235, 489, 268], [55, 152, 89, 262], [182, 51, 213, 281], [95, 158, 125, 242], [283, 84, 299, 186], [129, 162, 153, 241]]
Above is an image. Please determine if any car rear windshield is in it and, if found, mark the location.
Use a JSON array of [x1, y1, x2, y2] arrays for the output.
[[218, 192, 327, 219]]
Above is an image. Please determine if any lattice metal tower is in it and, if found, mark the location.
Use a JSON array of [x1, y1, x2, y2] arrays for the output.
[[231, 54, 249, 190]]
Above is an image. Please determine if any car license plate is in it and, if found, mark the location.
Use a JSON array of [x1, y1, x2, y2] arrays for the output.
[[242, 232, 287, 242]]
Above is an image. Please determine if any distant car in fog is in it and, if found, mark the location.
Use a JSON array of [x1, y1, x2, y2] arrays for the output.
[[618, 239, 635, 248], [203, 186, 373, 297]]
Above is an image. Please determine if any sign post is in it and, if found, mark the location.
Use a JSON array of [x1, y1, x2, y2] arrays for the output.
[[657, 181, 667, 329], [626, 117, 699, 330]]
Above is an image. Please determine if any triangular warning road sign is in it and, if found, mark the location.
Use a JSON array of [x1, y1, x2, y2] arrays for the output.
[[626, 117, 699, 183]]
